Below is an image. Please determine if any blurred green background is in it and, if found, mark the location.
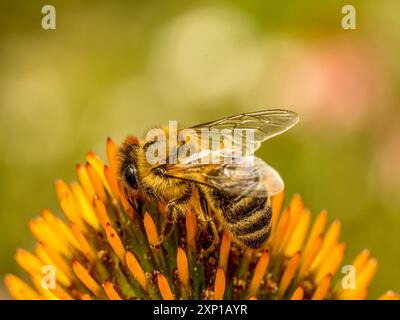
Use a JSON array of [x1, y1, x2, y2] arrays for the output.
[[0, 0, 399, 298]]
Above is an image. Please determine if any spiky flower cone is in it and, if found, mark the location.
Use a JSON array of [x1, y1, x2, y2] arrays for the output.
[[4, 138, 399, 300]]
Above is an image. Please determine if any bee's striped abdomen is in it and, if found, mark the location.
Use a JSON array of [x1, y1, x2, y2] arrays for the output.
[[206, 189, 272, 249], [229, 197, 272, 249]]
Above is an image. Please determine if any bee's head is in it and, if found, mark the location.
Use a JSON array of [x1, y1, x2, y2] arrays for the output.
[[119, 136, 141, 194]]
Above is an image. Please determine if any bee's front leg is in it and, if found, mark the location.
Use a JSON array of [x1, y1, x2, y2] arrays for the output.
[[152, 189, 191, 248], [199, 218, 219, 254], [198, 192, 219, 254]]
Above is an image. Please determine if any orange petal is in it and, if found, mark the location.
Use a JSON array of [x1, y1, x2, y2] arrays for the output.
[[70, 182, 99, 229], [72, 260, 102, 298], [312, 274, 332, 300], [86, 162, 107, 202], [29, 217, 70, 257], [278, 251, 301, 298], [76, 163, 96, 201], [290, 286, 304, 300], [143, 212, 159, 246], [311, 220, 341, 271], [271, 189, 285, 234], [93, 198, 112, 230], [248, 250, 269, 296], [298, 234, 323, 280], [15, 249, 43, 277], [104, 165, 120, 201], [218, 231, 231, 273], [357, 258, 378, 291], [282, 194, 304, 246], [60, 192, 86, 231], [50, 284, 73, 300], [378, 291, 399, 300], [271, 207, 290, 256], [86, 151, 111, 193], [41, 209, 80, 250], [70, 222, 96, 261], [177, 247, 190, 288], [103, 281, 122, 300], [315, 243, 346, 284], [352, 249, 370, 274], [106, 137, 119, 174], [55, 179, 70, 202], [5, 274, 40, 300], [157, 274, 174, 300], [214, 267, 226, 300], [303, 210, 328, 254], [105, 223, 126, 264], [284, 208, 310, 256], [126, 251, 147, 290]]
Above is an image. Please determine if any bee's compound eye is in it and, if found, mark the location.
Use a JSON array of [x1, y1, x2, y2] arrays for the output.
[[122, 164, 139, 190]]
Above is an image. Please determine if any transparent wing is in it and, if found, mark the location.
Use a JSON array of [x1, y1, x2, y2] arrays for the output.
[[188, 109, 299, 156], [164, 151, 284, 198]]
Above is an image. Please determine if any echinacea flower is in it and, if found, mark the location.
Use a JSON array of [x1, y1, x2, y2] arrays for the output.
[[4, 138, 399, 300]]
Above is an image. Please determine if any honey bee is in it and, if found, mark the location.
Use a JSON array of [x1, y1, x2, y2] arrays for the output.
[[119, 109, 299, 250]]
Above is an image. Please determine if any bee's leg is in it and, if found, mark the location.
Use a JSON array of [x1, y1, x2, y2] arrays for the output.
[[124, 188, 144, 216], [152, 189, 192, 248], [124, 188, 136, 209], [199, 219, 219, 254], [198, 192, 219, 253]]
